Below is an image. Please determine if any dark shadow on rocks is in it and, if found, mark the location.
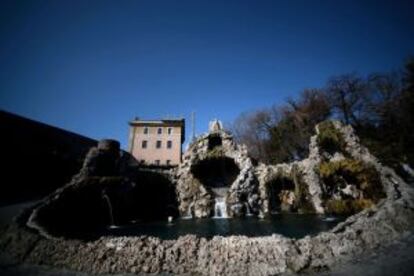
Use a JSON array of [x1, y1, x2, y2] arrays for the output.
[[25, 140, 178, 240], [208, 134, 222, 150], [32, 177, 128, 239], [131, 170, 179, 221]]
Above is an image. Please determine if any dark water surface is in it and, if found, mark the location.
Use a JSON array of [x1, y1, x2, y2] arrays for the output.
[[100, 214, 346, 240]]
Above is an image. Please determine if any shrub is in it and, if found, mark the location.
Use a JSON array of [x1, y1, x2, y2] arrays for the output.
[[317, 121, 346, 154], [319, 158, 385, 201], [319, 159, 385, 215]]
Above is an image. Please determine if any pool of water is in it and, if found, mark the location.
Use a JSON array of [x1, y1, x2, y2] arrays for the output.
[[99, 214, 346, 240]]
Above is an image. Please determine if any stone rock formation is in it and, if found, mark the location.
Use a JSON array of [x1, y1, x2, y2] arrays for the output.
[[1, 120, 414, 275], [175, 120, 259, 218], [256, 121, 388, 216], [26, 139, 178, 239], [25, 120, 402, 232]]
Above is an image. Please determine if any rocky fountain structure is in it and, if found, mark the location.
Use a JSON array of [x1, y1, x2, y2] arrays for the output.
[[1, 120, 414, 275], [175, 119, 259, 218]]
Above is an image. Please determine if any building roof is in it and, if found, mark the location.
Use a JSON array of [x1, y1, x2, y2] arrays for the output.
[[129, 118, 185, 126], [129, 117, 185, 143]]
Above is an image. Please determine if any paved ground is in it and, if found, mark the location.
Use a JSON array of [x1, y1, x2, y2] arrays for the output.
[[315, 231, 414, 276]]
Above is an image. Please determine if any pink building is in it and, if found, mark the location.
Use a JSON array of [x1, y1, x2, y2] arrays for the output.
[[128, 118, 185, 166]]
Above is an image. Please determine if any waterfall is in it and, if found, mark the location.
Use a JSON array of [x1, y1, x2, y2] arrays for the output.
[[244, 202, 253, 216], [182, 202, 194, 219], [213, 197, 228, 218], [102, 192, 116, 227]]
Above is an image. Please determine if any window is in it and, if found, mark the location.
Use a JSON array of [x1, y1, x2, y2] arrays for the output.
[[142, 140, 147, 149], [143, 127, 148, 134], [166, 160, 171, 165], [167, 140, 172, 149], [157, 127, 162, 134], [168, 128, 172, 135], [156, 140, 162, 148], [155, 160, 160, 165]]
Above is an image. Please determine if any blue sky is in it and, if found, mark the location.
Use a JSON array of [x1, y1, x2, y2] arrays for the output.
[[1, 0, 413, 149]]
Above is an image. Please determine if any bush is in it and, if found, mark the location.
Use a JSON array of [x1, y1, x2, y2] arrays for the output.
[[319, 159, 385, 215], [317, 121, 346, 154], [319, 159, 385, 201]]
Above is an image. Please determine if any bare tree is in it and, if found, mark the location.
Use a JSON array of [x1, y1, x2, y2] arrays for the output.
[[366, 72, 403, 125], [268, 89, 331, 162], [230, 108, 278, 162], [325, 74, 368, 126]]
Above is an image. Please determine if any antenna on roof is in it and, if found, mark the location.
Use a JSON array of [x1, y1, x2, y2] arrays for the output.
[[191, 111, 196, 142]]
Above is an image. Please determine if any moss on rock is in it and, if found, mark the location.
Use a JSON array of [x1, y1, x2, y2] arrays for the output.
[[319, 159, 385, 200], [319, 158, 385, 215], [317, 121, 346, 154], [205, 146, 225, 159]]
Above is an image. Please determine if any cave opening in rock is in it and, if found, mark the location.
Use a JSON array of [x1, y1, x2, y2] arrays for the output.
[[191, 157, 239, 189], [267, 177, 296, 212], [32, 177, 127, 239], [31, 171, 178, 240], [208, 134, 222, 150], [131, 171, 179, 221]]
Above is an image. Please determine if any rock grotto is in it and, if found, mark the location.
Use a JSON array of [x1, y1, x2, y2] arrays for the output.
[[1, 120, 414, 275]]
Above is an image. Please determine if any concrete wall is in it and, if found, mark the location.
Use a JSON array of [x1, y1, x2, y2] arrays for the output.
[[0, 110, 97, 206]]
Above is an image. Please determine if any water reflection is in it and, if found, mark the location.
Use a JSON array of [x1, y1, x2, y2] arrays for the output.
[[100, 214, 345, 240]]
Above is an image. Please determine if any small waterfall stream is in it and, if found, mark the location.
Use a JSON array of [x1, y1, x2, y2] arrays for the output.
[[244, 202, 253, 216], [213, 197, 228, 218], [211, 188, 229, 219], [102, 192, 116, 227], [182, 202, 194, 219]]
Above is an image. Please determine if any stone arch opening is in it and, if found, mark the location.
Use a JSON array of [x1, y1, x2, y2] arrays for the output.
[[267, 176, 296, 212], [208, 134, 222, 150], [30, 177, 129, 239], [132, 171, 178, 221], [30, 171, 178, 240], [191, 157, 240, 189]]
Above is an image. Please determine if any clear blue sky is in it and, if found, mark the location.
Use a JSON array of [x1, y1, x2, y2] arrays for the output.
[[1, 0, 413, 149]]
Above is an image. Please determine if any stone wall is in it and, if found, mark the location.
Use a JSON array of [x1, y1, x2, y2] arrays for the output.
[[0, 110, 97, 206]]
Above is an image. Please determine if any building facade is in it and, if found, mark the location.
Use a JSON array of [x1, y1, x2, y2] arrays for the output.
[[128, 118, 185, 166]]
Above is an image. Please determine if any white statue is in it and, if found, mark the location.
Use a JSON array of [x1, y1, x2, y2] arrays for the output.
[[209, 119, 223, 132]]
